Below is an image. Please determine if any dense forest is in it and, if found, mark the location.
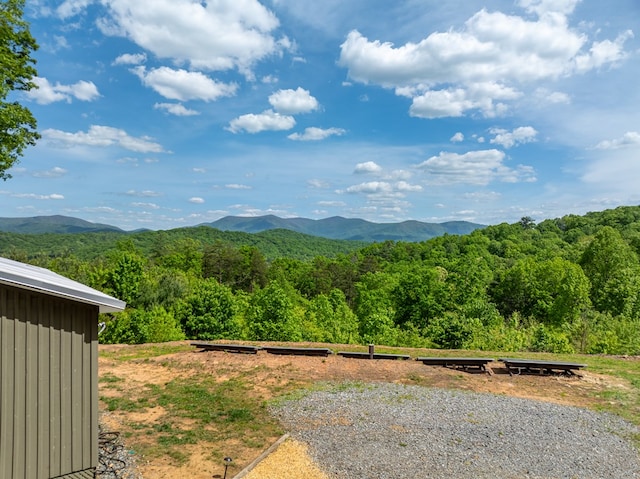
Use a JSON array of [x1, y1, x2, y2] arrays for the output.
[[4, 205, 640, 355]]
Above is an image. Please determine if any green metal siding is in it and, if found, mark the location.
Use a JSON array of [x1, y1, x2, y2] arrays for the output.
[[0, 285, 98, 479]]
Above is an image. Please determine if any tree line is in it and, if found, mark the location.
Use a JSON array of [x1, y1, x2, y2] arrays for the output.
[[5, 205, 640, 355]]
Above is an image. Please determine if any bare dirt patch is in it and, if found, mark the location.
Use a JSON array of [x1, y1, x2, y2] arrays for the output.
[[98, 342, 628, 478]]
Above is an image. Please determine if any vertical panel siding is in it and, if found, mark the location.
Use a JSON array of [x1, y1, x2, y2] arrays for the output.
[[0, 285, 99, 479], [0, 287, 16, 478]]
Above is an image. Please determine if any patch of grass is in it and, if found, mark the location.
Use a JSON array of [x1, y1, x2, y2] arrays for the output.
[[102, 373, 283, 465], [100, 343, 193, 361], [100, 395, 150, 412]]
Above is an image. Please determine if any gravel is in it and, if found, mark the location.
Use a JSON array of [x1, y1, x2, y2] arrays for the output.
[[272, 383, 640, 479]]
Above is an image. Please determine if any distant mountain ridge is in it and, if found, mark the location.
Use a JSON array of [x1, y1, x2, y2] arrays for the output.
[[203, 215, 484, 242], [0, 214, 485, 242], [0, 215, 125, 234]]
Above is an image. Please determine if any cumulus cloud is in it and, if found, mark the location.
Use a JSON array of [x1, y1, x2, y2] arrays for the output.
[[27, 77, 100, 104], [132, 66, 237, 101], [112, 52, 147, 65], [65, 0, 288, 76], [269, 87, 319, 114], [227, 110, 295, 133], [189, 197, 205, 204], [225, 184, 252, 190], [42, 125, 165, 153], [288, 127, 345, 141], [594, 131, 640, 150], [154, 102, 200, 116], [354, 161, 383, 174], [416, 149, 536, 185], [338, 5, 632, 118], [489, 126, 538, 148], [345, 181, 422, 195], [451, 132, 464, 142], [408, 82, 520, 118]]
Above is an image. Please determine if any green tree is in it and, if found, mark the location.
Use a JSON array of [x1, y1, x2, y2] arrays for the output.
[[580, 226, 640, 317], [0, 0, 39, 180], [105, 251, 145, 306], [490, 257, 591, 326], [175, 278, 239, 340], [245, 283, 302, 341]]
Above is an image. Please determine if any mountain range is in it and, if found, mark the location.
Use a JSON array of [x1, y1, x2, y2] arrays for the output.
[[0, 215, 484, 242]]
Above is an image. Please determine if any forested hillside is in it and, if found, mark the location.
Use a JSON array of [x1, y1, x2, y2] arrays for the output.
[[3, 205, 640, 355], [0, 226, 367, 261]]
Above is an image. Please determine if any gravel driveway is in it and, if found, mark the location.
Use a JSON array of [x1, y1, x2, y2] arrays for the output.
[[272, 383, 640, 479]]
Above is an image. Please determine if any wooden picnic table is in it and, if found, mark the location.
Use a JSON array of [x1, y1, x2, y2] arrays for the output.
[[416, 357, 494, 374], [191, 342, 262, 354], [499, 358, 586, 376]]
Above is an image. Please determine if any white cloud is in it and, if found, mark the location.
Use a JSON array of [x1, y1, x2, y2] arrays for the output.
[[354, 161, 383, 174], [225, 184, 252, 190], [344, 181, 422, 195], [56, 0, 93, 19], [594, 131, 640, 150], [416, 149, 536, 185], [308, 179, 331, 189], [132, 66, 237, 102], [534, 88, 570, 104], [269, 87, 319, 114], [89, 0, 286, 76], [288, 127, 345, 141], [124, 190, 162, 197], [574, 31, 634, 73], [131, 202, 160, 209], [189, 197, 205, 204], [42, 125, 165, 153], [227, 110, 295, 133], [32, 167, 67, 178], [154, 102, 200, 116], [113, 52, 147, 65], [408, 82, 520, 119], [451, 132, 464, 142], [489, 126, 538, 148], [27, 77, 100, 104], [517, 0, 580, 17], [13, 192, 65, 200], [338, 6, 632, 118]]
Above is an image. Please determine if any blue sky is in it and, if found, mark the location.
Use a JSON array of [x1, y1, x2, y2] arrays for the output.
[[3, 0, 639, 231]]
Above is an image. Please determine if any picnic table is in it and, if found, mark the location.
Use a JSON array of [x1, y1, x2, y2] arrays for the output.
[[191, 342, 262, 354], [416, 357, 494, 374], [262, 346, 334, 357], [499, 358, 586, 376]]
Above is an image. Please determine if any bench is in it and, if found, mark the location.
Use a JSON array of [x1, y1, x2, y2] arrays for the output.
[[191, 342, 262, 354], [337, 351, 411, 360], [262, 346, 334, 357], [499, 358, 586, 376], [416, 357, 494, 374]]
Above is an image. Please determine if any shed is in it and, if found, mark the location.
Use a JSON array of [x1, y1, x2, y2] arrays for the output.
[[0, 257, 126, 479]]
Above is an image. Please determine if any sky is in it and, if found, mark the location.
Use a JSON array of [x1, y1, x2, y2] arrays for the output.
[[3, 0, 639, 231]]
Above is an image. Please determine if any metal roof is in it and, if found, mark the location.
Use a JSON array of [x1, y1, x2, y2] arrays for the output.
[[0, 257, 126, 313]]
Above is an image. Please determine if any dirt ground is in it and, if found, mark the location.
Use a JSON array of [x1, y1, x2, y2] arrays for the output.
[[98, 342, 631, 478]]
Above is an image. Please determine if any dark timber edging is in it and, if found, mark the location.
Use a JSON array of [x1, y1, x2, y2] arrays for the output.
[[262, 346, 334, 357], [337, 351, 411, 360], [190, 342, 262, 354]]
